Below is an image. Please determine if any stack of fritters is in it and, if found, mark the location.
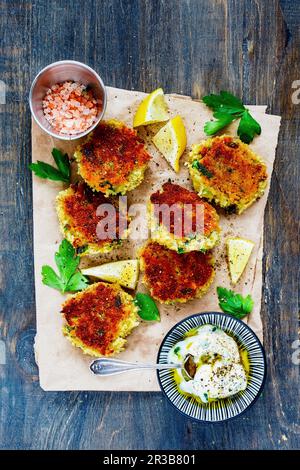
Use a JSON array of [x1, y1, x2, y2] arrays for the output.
[[56, 120, 151, 356], [140, 135, 268, 304]]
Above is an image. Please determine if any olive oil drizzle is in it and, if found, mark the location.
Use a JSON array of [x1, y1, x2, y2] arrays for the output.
[[172, 327, 250, 405]]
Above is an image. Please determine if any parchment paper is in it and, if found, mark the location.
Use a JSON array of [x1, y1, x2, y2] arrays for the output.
[[32, 87, 281, 391]]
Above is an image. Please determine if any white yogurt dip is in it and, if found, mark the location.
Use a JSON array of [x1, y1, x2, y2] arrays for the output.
[[168, 324, 248, 403]]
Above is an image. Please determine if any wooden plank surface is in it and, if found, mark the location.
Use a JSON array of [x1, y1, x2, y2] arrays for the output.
[[0, 0, 299, 450]]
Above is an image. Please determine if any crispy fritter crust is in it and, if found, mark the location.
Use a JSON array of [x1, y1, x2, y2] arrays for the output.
[[61, 282, 139, 357], [188, 135, 268, 214], [56, 182, 128, 256], [74, 119, 151, 195], [149, 182, 220, 252], [139, 242, 215, 304]]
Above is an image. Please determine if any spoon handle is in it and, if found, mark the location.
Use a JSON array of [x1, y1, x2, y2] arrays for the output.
[[90, 358, 179, 376]]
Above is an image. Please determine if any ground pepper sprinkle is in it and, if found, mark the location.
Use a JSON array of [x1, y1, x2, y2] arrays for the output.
[[42, 81, 101, 135]]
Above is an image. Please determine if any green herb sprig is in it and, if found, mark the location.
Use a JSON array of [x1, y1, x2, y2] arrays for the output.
[[202, 91, 261, 144], [134, 292, 160, 322], [217, 286, 254, 319], [42, 239, 89, 293], [29, 148, 70, 183]]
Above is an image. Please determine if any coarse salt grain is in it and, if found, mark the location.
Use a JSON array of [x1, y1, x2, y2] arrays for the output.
[[42, 81, 102, 135]]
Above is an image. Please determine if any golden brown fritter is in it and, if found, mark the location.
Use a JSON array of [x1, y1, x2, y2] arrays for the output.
[[56, 182, 128, 256], [149, 182, 220, 252], [139, 242, 215, 304], [74, 119, 151, 195], [189, 135, 268, 214], [62, 282, 139, 356]]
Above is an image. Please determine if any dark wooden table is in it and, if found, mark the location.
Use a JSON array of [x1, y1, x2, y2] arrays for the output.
[[0, 0, 299, 450]]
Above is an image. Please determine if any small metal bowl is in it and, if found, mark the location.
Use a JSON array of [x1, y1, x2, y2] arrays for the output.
[[29, 60, 107, 141]]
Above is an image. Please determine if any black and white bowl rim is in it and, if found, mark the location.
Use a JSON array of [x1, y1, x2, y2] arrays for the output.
[[157, 311, 267, 423]]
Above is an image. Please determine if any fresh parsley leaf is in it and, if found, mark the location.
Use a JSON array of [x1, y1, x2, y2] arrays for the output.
[[217, 286, 254, 319], [203, 91, 245, 115], [54, 239, 79, 284], [237, 109, 261, 144], [204, 112, 236, 136], [191, 160, 213, 178], [41, 266, 64, 291], [41, 239, 89, 293], [177, 247, 185, 254], [29, 148, 70, 183], [51, 148, 71, 181], [66, 272, 90, 292], [202, 91, 262, 143], [29, 161, 68, 182], [134, 293, 160, 322]]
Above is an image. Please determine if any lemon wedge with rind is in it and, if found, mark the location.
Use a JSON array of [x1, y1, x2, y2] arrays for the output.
[[81, 260, 139, 290], [227, 237, 255, 285], [152, 116, 187, 172], [133, 88, 169, 127]]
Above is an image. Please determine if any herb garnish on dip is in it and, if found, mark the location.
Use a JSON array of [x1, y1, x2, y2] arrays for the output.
[[168, 324, 248, 403]]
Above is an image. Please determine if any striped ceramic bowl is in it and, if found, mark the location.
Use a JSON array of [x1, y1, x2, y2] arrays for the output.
[[157, 312, 266, 423]]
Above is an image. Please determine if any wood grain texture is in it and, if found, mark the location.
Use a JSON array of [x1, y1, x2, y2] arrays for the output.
[[0, 0, 299, 450]]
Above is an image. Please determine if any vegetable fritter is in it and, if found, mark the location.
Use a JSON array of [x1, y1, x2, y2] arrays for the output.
[[188, 135, 268, 214], [56, 182, 128, 256], [62, 282, 139, 356], [74, 119, 151, 195], [149, 182, 220, 253], [139, 242, 215, 304]]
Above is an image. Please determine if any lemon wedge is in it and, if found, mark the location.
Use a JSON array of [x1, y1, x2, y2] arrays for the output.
[[81, 260, 139, 290], [226, 237, 255, 285], [152, 116, 187, 172], [133, 88, 169, 127]]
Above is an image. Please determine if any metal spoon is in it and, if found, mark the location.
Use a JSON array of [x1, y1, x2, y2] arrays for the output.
[[90, 355, 196, 380]]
